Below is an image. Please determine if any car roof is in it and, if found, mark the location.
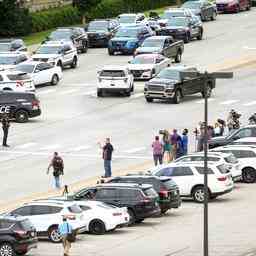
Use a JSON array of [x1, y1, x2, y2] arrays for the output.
[[0, 39, 23, 43], [234, 137, 256, 142], [0, 215, 27, 222], [17, 61, 41, 66], [146, 35, 171, 40], [180, 152, 231, 157], [0, 52, 25, 56], [42, 41, 71, 47], [95, 183, 153, 189], [26, 200, 77, 207], [0, 70, 27, 75], [119, 13, 138, 17], [221, 145, 256, 150], [101, 65, 127, 70], [158, 161, 219, 167], [164, 65, 192, 71], [134, 53, 165, 58]]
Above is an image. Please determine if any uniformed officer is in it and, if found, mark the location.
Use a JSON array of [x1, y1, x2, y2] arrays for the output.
[[2, 115, 10, 147]]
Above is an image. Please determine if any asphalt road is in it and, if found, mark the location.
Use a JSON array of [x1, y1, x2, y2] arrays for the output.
[[1, 9, 256, 206]]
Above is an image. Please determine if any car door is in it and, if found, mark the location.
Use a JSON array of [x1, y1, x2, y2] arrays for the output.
[[95, 188, 119, 206], [156, 55, 169, 74], [62, 45, 74, 64], [33, 63, 48, 85], [162, 38, 170, 58]]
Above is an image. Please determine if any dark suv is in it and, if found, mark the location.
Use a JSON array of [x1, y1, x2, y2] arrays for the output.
[[0, 39, 27, 53], [0, 91, 41, 123], [107, 175, 181, 213], [86, 19, 119, 47], [66, 183, 161, 224], [0, 216, 37, 256]]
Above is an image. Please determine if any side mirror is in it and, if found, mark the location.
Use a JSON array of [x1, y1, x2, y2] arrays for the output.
[[34, 69, 40, 73], [128, 60, 131, 64]]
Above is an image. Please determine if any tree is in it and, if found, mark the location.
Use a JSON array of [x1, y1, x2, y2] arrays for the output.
[[73, 0, 102, 24]]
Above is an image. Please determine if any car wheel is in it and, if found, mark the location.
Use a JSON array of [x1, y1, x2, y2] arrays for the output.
[[173, 90, 181, 104], [108, 49, 114, 55], [48, 226, 61, 243], [131, 83, 134, 92], [201, 83, 212, 98], [127, 208, 136, 225], [211, 11, 217, 20], [89, 220, 106, 235], [51, 74, 59, 86], [145, 97, 153, 103], [175, 50, 182, 63], [125, 90, 131, 97], [197, 29, 203, 40], [135, 218, 144, 223], [242, 168, 256, 183], [192, 186, 208, 203], [0, 243, 15, 256], [161, 208, 169, 214], [235, 4, 240, 12], [97, 89, 103, 97], [71, 57, 78, 69], [57, 61, 63, 70], [246, 2, 251, 10], [81, 41, 88, 53], [15, 110, 29, 123]]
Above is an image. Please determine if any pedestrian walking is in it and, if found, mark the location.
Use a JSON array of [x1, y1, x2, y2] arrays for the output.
[[170, 129, 179, 159], [2, 115, 10, 147], [161, 130, 172, 163], [47, 152, 64, 189], [152, 136, 163, 166], [98, 138, 114, 178], [176, 135, 184, 159], [58, 216, 74, 256], [182, 129, 188, 155]]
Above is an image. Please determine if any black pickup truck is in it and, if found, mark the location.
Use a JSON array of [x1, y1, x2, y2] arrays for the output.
[[144, 65, 215, 103], [135, 35, 184, 63]]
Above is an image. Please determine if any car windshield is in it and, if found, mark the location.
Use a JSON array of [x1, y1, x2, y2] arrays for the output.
[[217, 164, 229, 174], [7, 73, 30, 80], [36, 46, 61, 54], [167, 18, 189, 27], [115, 27, 138, 37], [16, 64, 35, 74], [224, 154, 238, 164], [130, 55, 155, 64], [143, 187, 158, 197], [0, 43, 11, 52], [163, 11, 185, 19], [68, 204, 82, 214], [118, 15, 136, 24], [0, 56, 18, 65], [182, 1, 201, 8], [49, 31, 72, 40], [100, 70, 125, 77], [88, 21, 108, 31], [142, 39, 164, 48], [157, 69, 180, 80], [97, 203, 116, 209], [162, 178, 177, 189]]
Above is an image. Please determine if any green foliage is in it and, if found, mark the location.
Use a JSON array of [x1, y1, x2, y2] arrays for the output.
[[73, 0, 101, 14]]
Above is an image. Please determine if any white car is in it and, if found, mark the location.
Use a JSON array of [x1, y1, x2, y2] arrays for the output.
[[174, 152, 241, 181], [231, 137, 256, 146], [8, 201, 86, 243], [46, 198, 129, 234], [32, 41, 78, 70], [128, 54, 170, 80], [210, 145, 256, 183], [150, 162, 234, 203], [0, 70, 35, 92], [97, 65, 134, 97], [118, 13, 147, 26], [0, 52, 28, 70], [16, 61, 63, 86]]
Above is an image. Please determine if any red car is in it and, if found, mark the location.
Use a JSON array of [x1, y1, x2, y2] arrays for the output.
[[216, 0, 251, 12]]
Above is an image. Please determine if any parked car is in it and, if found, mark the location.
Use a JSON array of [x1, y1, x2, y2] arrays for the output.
[[208, 125, 256, 149], [32, 41, 78, 70], [8, 201, 87, 243], [42, 199, 129, 235], [117, 13, 147, 26], [0, 39, 27, 53], [16, 61, 62, 87], [86, 19, 120, 47], [107, 175, 181, 213], [61, 183, 161, 224], [97, 66, 134, 97], [231, 137, 256, 145], [210, 145, 256, 183], [0, 70, 35, 92], [144, 65, 215, 103], [135, 36, 184, 62], [128, 54, 170, 80], [181, 0, 217, 21], [0, 52, 28, 70], [150, 162, 234, 203], [216, 0, 251, 12], [45, 27, 88, 53], [158, 17, 203, 43], [108, 25, 153, 55], [0, 91, 41, 123], [174, 152, 241, 181]]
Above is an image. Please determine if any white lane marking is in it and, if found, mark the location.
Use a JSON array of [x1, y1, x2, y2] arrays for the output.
[[72, 145, 92, 151], [37, 89, 56, 95], [81, 90, 96, 96], [243, 46, 256, 50], [59, 89, 80, 95], [39, 144, 61, 151], [243, 101, 256, 106], [219, 100, 240, 105], [15, 142, 37, 149], [130, 93, 144, 99], [66, 83, 95, 87], [196, 98, 215, 104], [124, 147, 146, 154]]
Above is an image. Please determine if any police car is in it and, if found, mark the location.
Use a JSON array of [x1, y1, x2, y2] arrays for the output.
[[32, 41, 78, 70]]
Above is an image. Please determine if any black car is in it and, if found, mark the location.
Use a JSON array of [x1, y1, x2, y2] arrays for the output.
[[64, 183, 161, 224], [181, 0, 217, 21], [209, 125, 256, 149], [144, 66, 215, 103], [0, 216, 37, 256], [45, 27, 88, 53], [86, 19, 119, 47], [159, 17, 203, 43], [0, 91, 41, 123], [0, 39, 27, 53], [107, 175, 181, 213]]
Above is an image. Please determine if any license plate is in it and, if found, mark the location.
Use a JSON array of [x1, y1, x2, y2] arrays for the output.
[[110, 83, 115, 86]]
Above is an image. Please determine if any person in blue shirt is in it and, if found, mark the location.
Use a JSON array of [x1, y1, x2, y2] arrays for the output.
[[58, 216, 73, 256], [182, 129, 188, 155]]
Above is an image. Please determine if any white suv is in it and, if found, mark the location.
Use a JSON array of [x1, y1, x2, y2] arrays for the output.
[[211, 145, 256, 183], [97, 66, 134, 97], [8, 201, 86, 243], [150, 162, 234, 203], [32, 41, 78, 70], [174, 152, 241, 181]]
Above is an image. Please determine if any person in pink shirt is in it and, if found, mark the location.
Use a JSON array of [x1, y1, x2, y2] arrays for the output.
[[152, 136, 163, 166]]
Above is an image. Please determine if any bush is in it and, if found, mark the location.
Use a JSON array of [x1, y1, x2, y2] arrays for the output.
[[31, 6, 81, 33]]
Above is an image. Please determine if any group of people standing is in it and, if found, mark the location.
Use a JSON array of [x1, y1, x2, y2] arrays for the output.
[[152, 129, 188, 166]]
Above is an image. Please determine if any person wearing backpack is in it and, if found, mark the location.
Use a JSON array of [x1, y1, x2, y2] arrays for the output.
[[47, 152, 64, 189]]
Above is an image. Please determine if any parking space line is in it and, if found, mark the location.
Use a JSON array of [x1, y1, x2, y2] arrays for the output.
[[39, 144, 61, 151], [14, 142, 37, 149], [196, 98, 216, 104], [81, 90, 96, 96], [123, 147, 147, 154], [219, 100, 240, 105], [59, 89, 80, 95], [243, 101, 256, 106], [71, 145, 92, 151], [130, 93, 144, 99], [37, 89, 56, 95]]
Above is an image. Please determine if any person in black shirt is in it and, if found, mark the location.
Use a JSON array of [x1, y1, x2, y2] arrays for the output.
[[2, 115, 10, 147], [98, 138, 114, 178]]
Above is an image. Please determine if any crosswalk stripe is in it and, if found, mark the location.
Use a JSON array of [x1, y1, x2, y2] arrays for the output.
[[72, 145, 91, 151], [219, 100, 240, 105], [39, 144, 61, 151], [59, 89, 80, 95], [124, 147, 146, 154], [15, 142, 37, 149], [243, 101, 256, 106]]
